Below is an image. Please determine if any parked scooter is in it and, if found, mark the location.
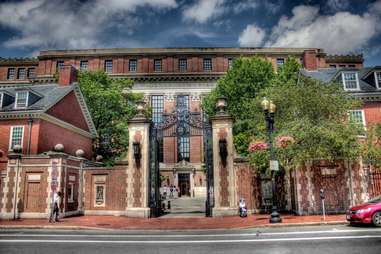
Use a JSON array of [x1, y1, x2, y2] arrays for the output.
[[239, 198, 247, 217]]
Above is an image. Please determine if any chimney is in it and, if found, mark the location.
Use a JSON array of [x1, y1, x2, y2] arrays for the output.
[[302, 50, 318, 71], [58, 65, 77, 86]]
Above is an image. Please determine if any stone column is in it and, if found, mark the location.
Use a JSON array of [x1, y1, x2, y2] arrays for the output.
[[126, 110, 151, 218], [211, 103, 237, 216]]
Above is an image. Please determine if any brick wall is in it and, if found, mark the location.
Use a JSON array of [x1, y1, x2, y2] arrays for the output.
[[364, 102, 381, 126], [83, 167, 127, 211], [38, 120, 93, 159], [46, 91, 90, 131]]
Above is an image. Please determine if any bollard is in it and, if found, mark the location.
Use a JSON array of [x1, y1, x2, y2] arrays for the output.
[[167, 200, 171, 210], [320, 188, 326, 222]]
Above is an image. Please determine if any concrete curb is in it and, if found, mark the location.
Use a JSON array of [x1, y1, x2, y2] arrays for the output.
[[0, 221, 348, 231]]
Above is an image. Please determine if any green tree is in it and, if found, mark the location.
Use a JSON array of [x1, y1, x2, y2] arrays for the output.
[[78, 71, 142, 165], [362, 123, 381, 169], [203, 57, 363, 172]]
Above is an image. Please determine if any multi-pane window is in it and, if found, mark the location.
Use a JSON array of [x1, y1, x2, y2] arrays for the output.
[[179, 58, 187, 72], [154, 59, 162, 72], [203, 58, 212, 71], [56, 60, 64, 72], [375, 72, 381, 89], [27, 68, 35, 79], [7, 68, 15, 80], [342, 72, 359, 90], [228, 58, 233, 70], [177, 95, 190, 162], [349, 110, 365, 127], [104, 60, 113, 73], [151, 95, 164, 125], [17, 68, 25, 80], [15, 91, 28, 109], [276, 58, 285, 67], [80, 60, 88, 71], [9, 126, 24, 150], [179, 137, 190, 161], [129, 59, 137, 72]]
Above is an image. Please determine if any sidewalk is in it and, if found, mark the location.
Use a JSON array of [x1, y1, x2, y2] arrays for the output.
[[0, 214, 347, 231]]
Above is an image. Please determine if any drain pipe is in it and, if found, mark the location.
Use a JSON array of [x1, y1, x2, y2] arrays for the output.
[[26, 118, 33, 155]]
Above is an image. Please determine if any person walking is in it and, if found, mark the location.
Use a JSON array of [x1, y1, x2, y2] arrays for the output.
[[50, 191, 62, 222]]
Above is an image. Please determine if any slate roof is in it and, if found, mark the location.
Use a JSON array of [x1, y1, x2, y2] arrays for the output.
[[0, 83, 97, 137], [300, 66, 381, 94], [0, 83, 72, 112]]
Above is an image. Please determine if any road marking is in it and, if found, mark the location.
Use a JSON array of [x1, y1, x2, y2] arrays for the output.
[[0, 235, 380, 244], [0, 228, 380, 238]]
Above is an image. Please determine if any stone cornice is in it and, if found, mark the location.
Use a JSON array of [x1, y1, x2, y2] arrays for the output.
[[38, 47, 322, 58]]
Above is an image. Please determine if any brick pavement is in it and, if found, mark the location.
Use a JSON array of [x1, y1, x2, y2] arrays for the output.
[[0, 214, 347, 230]]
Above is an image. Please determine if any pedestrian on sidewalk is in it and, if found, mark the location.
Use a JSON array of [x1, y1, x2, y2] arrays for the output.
[[170, 185, 174, 198], [49, 191, 62, 223]]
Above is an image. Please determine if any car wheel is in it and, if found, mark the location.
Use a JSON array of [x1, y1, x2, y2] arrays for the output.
[[372, 211, 381, 227]]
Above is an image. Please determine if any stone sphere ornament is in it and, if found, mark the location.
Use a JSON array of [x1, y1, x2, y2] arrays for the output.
[[96, 155, 103, 162], [75, 149, 85, 157], [54, 143, 65, 152]]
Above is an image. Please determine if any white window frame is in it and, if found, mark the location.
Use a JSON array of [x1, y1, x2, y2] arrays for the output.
[[348, 110, 366, 129], [374, 71, 381, 89], [14, 91, 28, 109], [129, 59, 137, 72], [17, 68, 26, 80], [342, 72, 360, 91], [0, 93, 3, 109], [80, 60, 88, 71], [9, 126, 24, 151], [68, 183, 74, 203], [104, 60, 113, 73]]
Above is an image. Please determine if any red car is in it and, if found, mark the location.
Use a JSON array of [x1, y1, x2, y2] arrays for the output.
[[347, 195, 381, 226]]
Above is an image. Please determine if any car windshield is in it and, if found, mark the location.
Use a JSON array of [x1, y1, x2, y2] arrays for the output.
[[368, 195, 381, 203]]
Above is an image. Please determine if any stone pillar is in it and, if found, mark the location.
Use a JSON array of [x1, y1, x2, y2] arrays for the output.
[[0, 152, 22, 219], [126, 110, 150, 218], [211, 105, 237, 216]]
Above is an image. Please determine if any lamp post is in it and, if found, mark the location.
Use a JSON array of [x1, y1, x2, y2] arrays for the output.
[[261, 97, 282, 223]]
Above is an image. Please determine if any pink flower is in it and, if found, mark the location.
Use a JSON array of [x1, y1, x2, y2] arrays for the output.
[[248, 141, 269, 152], [276, 136, 294, 148]]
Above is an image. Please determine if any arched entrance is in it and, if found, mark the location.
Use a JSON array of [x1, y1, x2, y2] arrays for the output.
[[148, 105, 213, 217]]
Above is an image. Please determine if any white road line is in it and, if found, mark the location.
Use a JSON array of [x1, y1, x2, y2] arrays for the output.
[[0, 229, 380, 238], [0, 235, 381, 244]]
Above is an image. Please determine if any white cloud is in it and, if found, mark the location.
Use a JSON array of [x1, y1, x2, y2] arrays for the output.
[[238, 24, 265, 47], [263, 3, 381, 54], [0, 0, 178, 49], [325, 0, 350, 12], [232, 0, 259, 14], [183, 0, 226, 23]]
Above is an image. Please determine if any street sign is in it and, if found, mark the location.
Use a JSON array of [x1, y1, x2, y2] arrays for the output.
[[270, 160, 279, 171]]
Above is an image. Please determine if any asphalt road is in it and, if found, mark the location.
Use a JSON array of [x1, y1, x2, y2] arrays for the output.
[[1, 225, 381, 254]]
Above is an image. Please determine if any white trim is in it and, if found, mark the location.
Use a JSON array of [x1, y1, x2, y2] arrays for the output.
[[8, 126, 24, 151], [0, 92, 3, 109], [342, 72, 360, 91], [348, 109, 366, 129], [375, 71, 381, 89], [14, 91, 29, 109]]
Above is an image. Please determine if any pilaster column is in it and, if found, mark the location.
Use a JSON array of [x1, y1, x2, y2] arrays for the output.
[[126, 113, 151, 218], [211, 111, 237, 216]]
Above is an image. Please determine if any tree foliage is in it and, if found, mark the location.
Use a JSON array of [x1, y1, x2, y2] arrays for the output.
[[203, 57, 363, 172], [362, 123, 381, 169], [78, 71, 142, 165]]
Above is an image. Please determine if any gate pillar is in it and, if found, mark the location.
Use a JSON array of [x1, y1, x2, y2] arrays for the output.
[[126, 105, 151, 218], [211, 98, 238, 216]]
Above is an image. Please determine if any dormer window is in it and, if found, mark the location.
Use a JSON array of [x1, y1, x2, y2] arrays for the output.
[[15, 91, 28, 109], [375, 71, 381, 89], [342, 72, 359, 91]]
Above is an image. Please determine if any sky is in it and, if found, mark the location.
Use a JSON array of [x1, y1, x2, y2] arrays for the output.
[[0, 0, 380, 66]]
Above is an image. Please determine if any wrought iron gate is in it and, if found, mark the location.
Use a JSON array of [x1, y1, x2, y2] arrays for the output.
[[148, 108, 214, 217]]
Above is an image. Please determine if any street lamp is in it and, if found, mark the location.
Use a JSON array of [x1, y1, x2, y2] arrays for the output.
[[261, 97, 282, 223]]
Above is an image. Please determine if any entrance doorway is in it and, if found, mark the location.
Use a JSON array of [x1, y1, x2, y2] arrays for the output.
[[178, 173, 190, 196]]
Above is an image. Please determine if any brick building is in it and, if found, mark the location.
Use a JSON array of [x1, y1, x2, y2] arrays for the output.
[[0, 66, 97, 219], [1, 47, 377, 218]]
